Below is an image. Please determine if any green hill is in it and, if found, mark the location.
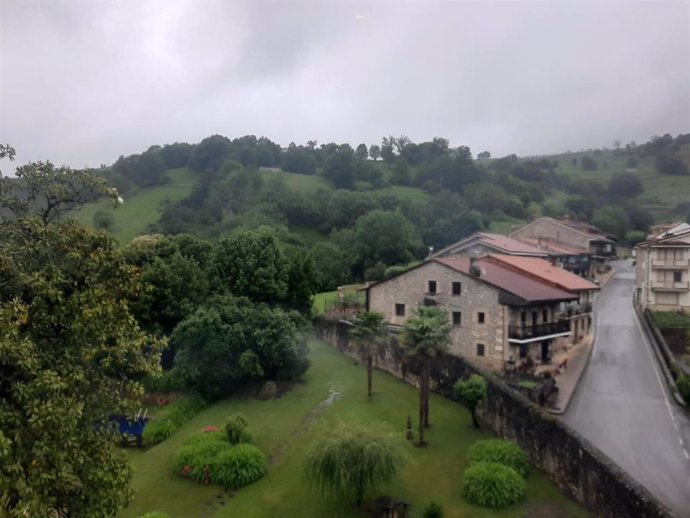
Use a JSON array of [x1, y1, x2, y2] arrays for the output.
[[73, 167, 196, 243]]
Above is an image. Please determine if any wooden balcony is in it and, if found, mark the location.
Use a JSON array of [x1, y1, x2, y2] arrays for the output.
[[651, 281, 689, 292], [508, 320, 571, 343], [651, 259, 690, 269]]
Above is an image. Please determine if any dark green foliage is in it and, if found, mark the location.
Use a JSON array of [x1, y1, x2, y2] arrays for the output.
[[0, 161, 163, 517], [142, 396, 207, 445], [422, 502, 444, 518], [171, 296, 310, 400], [454, 375, 487, 428], [113, 149, 168, 187], [580, 156, 599, 171], [224, 413, 252, 444], [172, 432, 265, 488], [93, 208, 115, 230], [607, 173, 643, 198], [304, 422, 404, 507], [282, 150, 317, 175], [650, 311, 690, 330], [352, 210, 422, 272], [212, 226, 288, 303], [467, 439, 529, 477], [462, 462, 526, 508], [655, 152, 689, 175], [676, 375, 690, 402], [323, 148, 355, 189]]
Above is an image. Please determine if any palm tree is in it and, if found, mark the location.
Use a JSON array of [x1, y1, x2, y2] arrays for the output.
[[401, 307, 451, 446], [350, 311, 389, 397]]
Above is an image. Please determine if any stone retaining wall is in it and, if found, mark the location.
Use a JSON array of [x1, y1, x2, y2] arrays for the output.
[[314, 317, 676, 518]]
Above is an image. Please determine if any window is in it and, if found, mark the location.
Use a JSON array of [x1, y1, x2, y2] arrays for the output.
[[673, 271, 683, 283], [477, 312, 485, 324], [452, 281, 462, 295], [543, 309, 548, 322], [428, 280, 437, 294], [452, 311, 462, 326], [476, 343, 485, 357], [395, 303, 406, 317]]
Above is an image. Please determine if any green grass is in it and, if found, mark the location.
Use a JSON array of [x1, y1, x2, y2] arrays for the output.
[[312, 291, 337, 315], [259, 168, 330, 191], [488, 217, 525, 235], [381, 185, 432, 204], [120, 340, 588, 518], [73, 167, 197, 244]]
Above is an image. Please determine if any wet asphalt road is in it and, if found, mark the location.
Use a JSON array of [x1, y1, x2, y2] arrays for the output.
[[563, 260, 690, 517]]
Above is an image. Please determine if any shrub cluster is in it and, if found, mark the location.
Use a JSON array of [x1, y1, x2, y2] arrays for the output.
[[225, 413, 253, 444], [422, 501, 444, 518], [467, 439, 529, 477], [172, 431, 266, 488], [462, 462, 526, 508], [142, 395, 207, 445]]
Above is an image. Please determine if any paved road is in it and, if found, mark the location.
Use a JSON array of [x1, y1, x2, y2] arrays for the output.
[[563, 260, 690, 518]]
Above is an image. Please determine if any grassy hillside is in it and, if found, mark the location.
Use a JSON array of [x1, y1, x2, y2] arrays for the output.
[[533, 143, 690, 221], [73, 167, 196, 243], [259, 168, 330, 191]]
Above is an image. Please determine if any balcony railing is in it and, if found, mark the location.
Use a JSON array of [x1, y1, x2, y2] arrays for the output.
[[508, 320, 570, 340], [651, 259, 690, 269], [651, 281, 689, 292], [564, 303, 593, 317]]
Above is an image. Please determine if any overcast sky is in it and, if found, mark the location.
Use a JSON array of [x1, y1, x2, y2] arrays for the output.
[[1, 0, 689, 171]]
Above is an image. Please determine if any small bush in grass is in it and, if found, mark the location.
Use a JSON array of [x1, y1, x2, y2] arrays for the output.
[[173, 432, 265, 488], [224, 413, 252, 444], [138, 513, 170, 518], [462, 462, 526, 508], [142, 395, 207, 445], [422, 501, 444, 518], [467, 439, 529, 477], [210, 443, 266, 487]]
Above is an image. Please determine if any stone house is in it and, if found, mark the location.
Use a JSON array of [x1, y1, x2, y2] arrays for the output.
[[365, 256, 577, 373], [482, 254, 599, 344], [635, 222, 690, 312], [509, 217, 616, 276]]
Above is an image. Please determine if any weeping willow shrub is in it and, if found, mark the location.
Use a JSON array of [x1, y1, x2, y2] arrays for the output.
[[462, 462, 526, 508], [304, 422, 405, 507], [467, 439, 529, 477]]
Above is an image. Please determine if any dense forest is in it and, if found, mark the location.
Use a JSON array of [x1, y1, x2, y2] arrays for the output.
[[88, 132, 690, 292]]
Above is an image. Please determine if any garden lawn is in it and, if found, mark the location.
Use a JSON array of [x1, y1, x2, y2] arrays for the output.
[[120, 340, 588, 518]]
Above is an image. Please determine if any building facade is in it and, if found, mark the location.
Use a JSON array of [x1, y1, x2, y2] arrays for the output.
[[366, 257, 576, 372]]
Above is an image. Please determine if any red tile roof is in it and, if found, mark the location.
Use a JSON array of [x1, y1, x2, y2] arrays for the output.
[[484, 255, 599, 292], [434, 257, 577, 303], [475, 233, 547, 255]]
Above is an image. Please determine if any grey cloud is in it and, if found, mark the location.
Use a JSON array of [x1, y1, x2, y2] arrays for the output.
[[1, 0, 688, 170]]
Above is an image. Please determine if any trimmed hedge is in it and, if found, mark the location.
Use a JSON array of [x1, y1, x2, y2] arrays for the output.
[[462, 462, 526, 508], [467, 439, 529, 477], [142, 395, 207, 445], [173, 432, 266, 488]]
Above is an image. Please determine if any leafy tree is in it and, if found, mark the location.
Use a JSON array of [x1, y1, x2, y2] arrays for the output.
[[350, 312, 389, 397], [454, 375, 487, 428], [0, 159, 116, 223], [477, 151, 491, 160], [212, 226, 288, 303], [113, 149, 168, 187], [1, 163, 162, 516], [369, 144, 381, 161], [311, 241, 353, 291], [592, 206, 629, 239], [189, 134, 233, 172], [323, 149, 355, 189], [580, 156, 599, 171], [607, 173, 643, 198], [282, 150, 317, 175], [171, 296, 309, 400], [93, 208, 114, 230], [304, 422, 404, 507], [282, 244, 319, 313], [401, 307, 451, 445], [655, 152, 689, 175], [380, 136, 396, 163], [391, 157, 411, 185], [160, 142, 193, 169], [355, 143, 369, 160], [352, 210, 422, 274]]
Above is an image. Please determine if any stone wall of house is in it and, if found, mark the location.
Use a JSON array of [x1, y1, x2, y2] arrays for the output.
[[368, 261, 506, 371], [313, 317, 675, 518], [512, 219, 592, 251]]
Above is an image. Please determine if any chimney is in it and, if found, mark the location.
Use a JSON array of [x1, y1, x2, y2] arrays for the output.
[[470, 257, 482, 277]]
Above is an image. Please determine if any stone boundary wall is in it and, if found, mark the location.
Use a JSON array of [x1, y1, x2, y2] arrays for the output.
[[314, 317, 676, 518]]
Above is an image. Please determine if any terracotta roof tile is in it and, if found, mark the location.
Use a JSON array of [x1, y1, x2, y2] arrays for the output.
[[484, 255, 599, 292], [434, 257, 577, 303]]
